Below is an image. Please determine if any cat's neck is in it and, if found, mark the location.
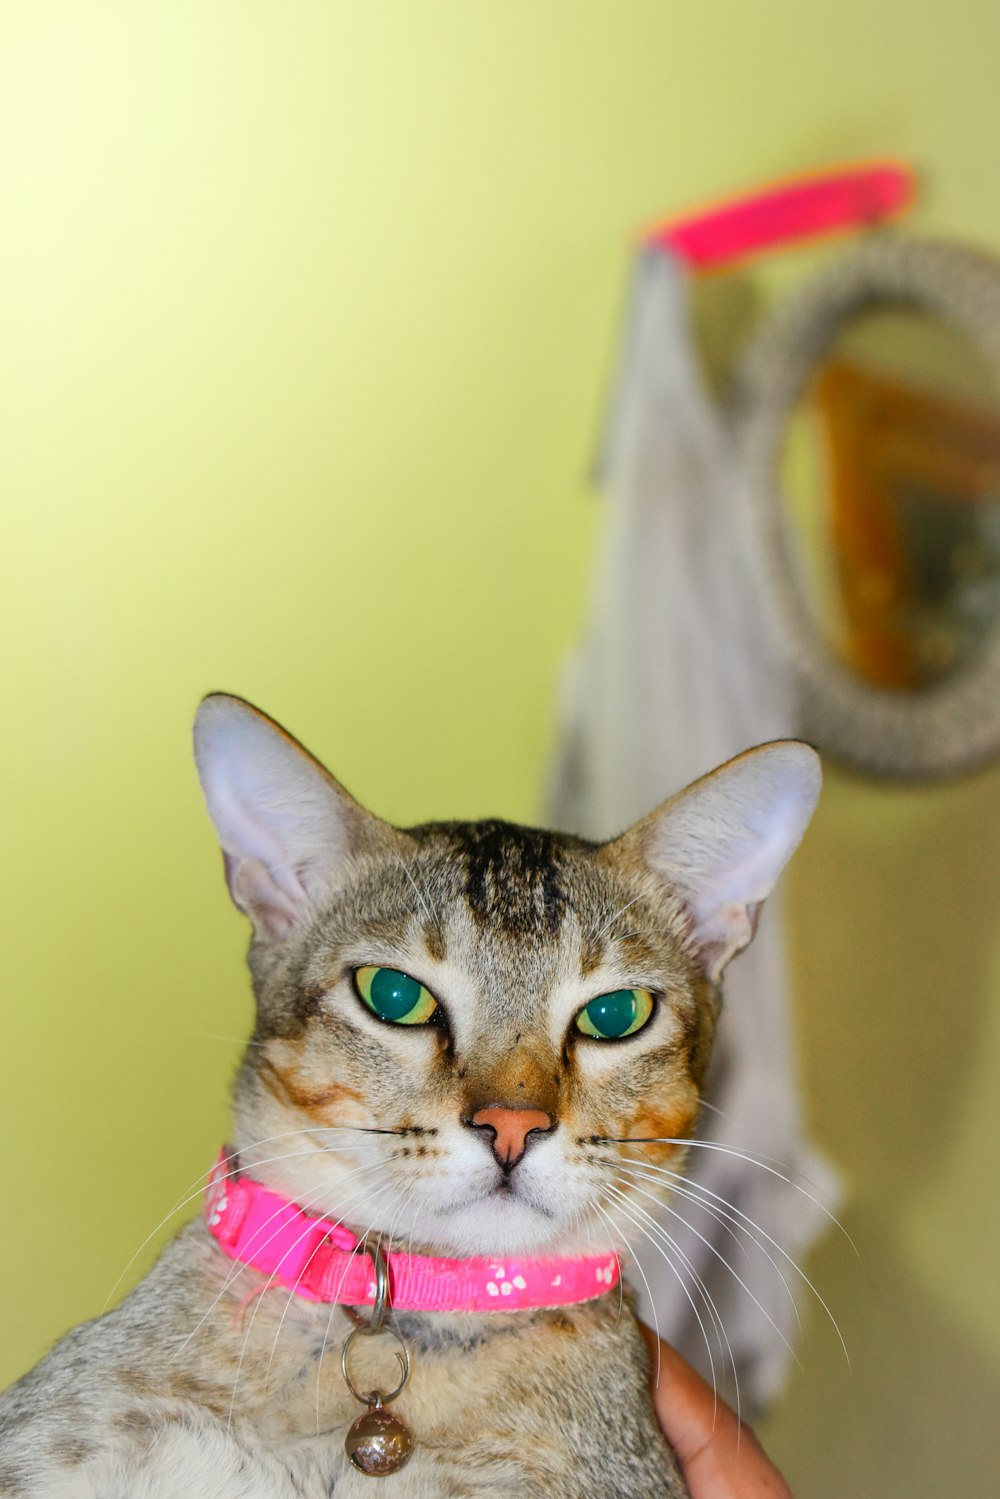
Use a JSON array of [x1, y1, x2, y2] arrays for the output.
[[205, 1145, 622, 1316]]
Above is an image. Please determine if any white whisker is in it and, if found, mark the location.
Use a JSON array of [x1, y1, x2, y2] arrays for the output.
[[313, 1184, 407, 1431], [609, 1176, 794, 1393], [226, 1174, 395, 1433], [600, 1188, 733, 1422], [615, 1162, 801, 1329], [387, 841, 440, 938], [694, 1097, 734, 1125], [613, 1136, 854, 1251], [190, 1031, 268, 1049], [102, 1132, 383, 1313], [590, 1198, 665, 1393], [617, 1155, 848, 1362], [173, 1159, 383, 1366], [262, 1169, 405, 1395]]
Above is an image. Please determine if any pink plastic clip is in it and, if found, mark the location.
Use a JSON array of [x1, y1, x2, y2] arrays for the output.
[[644, 160, 916, 272]]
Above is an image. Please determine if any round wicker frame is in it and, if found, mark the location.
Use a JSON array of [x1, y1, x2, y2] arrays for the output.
[[737, 234, 1000, 778]]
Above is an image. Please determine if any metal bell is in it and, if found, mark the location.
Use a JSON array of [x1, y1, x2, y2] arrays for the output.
[[345, 1400, 414, 1476]]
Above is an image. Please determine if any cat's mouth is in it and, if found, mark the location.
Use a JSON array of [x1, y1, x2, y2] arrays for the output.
[[484, 1173, 556, 1217]]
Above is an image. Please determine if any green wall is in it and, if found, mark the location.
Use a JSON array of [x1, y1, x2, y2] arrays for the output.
[[2, 5, 998, 1495]]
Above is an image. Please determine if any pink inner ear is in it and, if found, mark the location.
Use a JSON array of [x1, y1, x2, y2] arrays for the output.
[[228, 856, 303, 942], [678, 823, 788, 975], [688, 898, 756, 981]]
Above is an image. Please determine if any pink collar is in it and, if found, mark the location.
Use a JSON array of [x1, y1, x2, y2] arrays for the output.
[[205, 1149, 620, 1315]]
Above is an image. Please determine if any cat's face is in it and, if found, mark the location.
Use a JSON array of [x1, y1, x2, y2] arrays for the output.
[[195, 695, 820, 1260], [231, 820, 714, 1258]]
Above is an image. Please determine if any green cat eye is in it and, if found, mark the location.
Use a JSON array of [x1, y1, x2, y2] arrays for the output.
[[355, 966, 439, 1026], [575, 988, 654, 1040]]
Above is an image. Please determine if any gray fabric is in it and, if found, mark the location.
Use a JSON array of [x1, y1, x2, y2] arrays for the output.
[[549, 248, 840, 1414]]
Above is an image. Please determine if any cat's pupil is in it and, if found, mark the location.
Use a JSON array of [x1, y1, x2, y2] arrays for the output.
[[369, 967, 422, 1020], [585, 990, 637, 1037]]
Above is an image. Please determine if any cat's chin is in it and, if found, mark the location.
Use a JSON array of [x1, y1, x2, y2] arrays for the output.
[[418, 1188, 580, 1257]]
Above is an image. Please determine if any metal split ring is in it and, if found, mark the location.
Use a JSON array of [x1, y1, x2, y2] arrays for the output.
[[341, 1323, 411, 1406]]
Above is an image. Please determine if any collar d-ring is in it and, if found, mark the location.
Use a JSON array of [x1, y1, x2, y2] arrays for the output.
[[341, 1237, 391, 1333]]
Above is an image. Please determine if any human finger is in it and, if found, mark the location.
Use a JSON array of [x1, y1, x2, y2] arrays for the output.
[[640, 1325, 794, 1498]]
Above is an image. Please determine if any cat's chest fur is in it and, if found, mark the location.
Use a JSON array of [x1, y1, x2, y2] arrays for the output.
[[0, 1223, 680, 1499], [0, 695, 820, 1498]]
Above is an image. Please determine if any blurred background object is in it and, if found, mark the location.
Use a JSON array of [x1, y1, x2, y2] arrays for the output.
[[2, 5, 999, 1496], [741, 234, 1000, 775]]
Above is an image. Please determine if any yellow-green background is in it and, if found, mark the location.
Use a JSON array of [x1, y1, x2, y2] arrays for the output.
[[2, 5, 998, 1495]]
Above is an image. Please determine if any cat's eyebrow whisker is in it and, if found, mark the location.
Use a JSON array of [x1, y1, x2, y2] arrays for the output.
[[616, 1156, 849, 1363], [588, 893, 646, 945], [615, 1163, 802, 1330], [385, 841, 442, 943]]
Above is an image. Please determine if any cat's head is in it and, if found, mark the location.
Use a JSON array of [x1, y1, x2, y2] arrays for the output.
[[194, 694, 819, 1258]]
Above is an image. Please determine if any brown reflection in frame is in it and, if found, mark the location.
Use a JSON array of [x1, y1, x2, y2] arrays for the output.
[[813, 358, 1000, 690]]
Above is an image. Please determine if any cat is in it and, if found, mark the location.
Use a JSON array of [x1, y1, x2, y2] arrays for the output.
[[0, 693, 820, 1498]]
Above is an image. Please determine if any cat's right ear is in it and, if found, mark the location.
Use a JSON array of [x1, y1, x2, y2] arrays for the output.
[[193, 694, 389, 942]]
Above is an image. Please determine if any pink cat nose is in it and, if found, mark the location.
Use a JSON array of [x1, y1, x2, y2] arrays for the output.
[[471, 1106, 554, 1171]]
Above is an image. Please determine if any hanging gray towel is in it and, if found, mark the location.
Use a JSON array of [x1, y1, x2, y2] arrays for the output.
[[549, 247, 841, 1414]]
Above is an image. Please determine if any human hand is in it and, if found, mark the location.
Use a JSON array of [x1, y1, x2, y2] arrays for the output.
[[641, 1325, 794, 1498]]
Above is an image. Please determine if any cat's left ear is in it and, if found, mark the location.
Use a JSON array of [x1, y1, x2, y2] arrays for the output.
[[613, 742, 821, 982], [193, 693, 400, 942]]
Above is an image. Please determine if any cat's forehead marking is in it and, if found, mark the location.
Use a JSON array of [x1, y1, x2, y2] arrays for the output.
[[432, 819, 572, 938], [400, 820, 674, 1008]]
